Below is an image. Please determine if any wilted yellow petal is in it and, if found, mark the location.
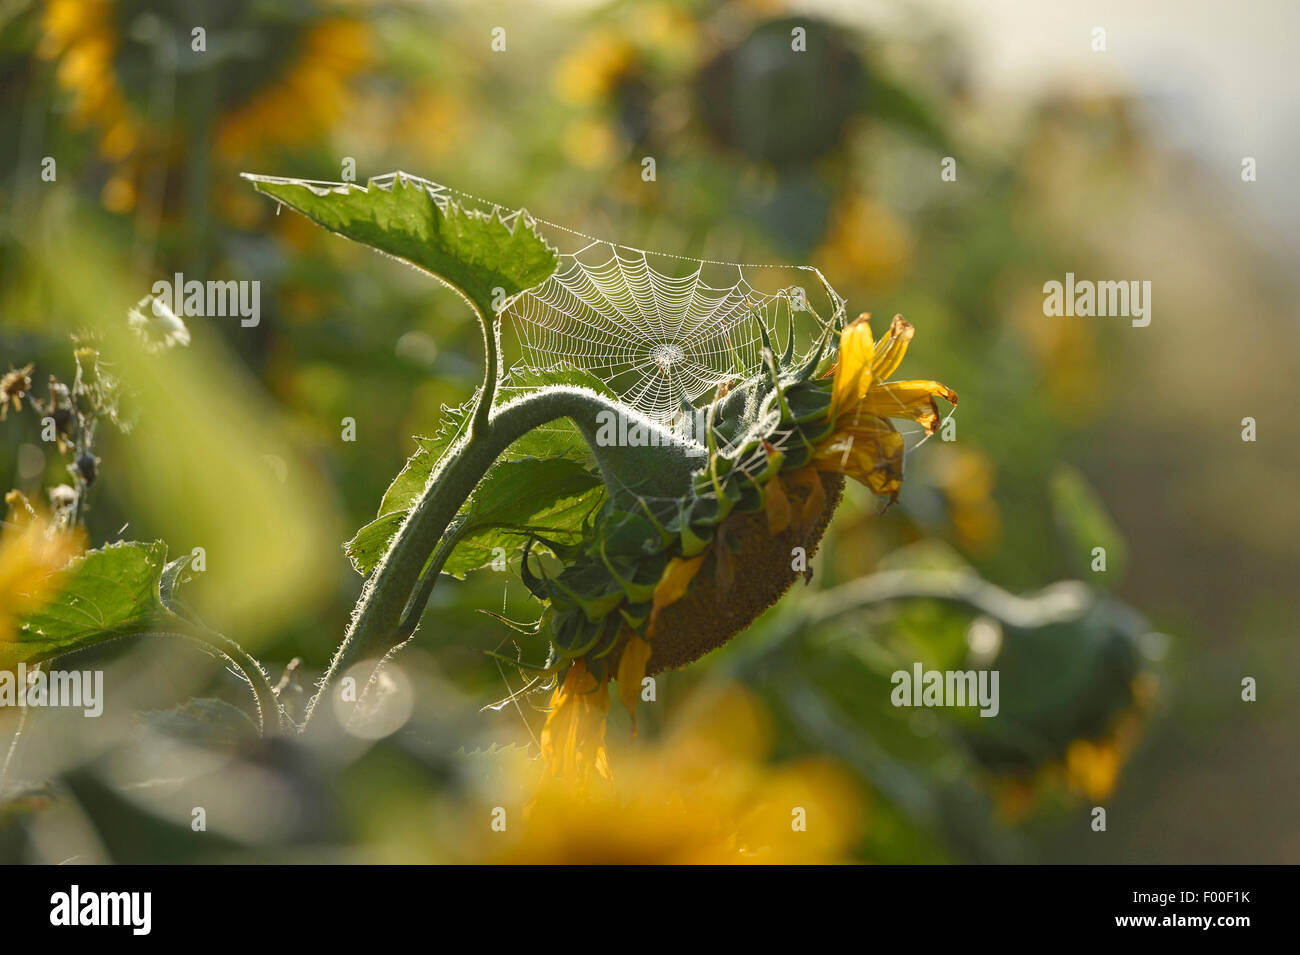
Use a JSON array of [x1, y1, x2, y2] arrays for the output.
[[870, 314, 915, 381], [860, 379, 958, 435], [813, 416, 906, 499], [764, 471, 792, 534], [539, 662, 611, 786], [647, 553, 706, 637], [616, 633, 652, 730]]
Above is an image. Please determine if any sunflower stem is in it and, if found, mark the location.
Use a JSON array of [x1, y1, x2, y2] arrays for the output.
[[301, 387, 703, 732]]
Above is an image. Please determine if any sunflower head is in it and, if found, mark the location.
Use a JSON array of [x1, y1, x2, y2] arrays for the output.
[[525, 312, 956, 782]]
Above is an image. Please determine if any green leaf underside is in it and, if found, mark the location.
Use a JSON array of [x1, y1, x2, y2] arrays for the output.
[[350, 457, 604, 579], [244, 173, 559, 323], [8, 541, 183, 667], [347, 368, 619, 578], [443, 458, 605, 578]]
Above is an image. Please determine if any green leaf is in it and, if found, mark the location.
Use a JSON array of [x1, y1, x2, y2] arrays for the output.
[[347, 373, 618, 577], [242, 172, 559, 324], [442, 457, 605, 578], [378, 402, 472, 518], [346, 513, 408, 579], [8, 541, 185, 667], [368, 368, 611, 534], [347, 457, 604, 578], [139, 698, 260, 750]]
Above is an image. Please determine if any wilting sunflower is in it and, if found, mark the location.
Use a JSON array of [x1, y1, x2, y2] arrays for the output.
[[527, 313, 956, 782]]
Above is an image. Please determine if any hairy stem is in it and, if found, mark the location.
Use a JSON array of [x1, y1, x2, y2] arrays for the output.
[[471, 305, 498, 437], [303, 387, 700, 731]]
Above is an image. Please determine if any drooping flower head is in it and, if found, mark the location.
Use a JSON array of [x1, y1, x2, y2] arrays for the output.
[[534, 312, 956, 785]]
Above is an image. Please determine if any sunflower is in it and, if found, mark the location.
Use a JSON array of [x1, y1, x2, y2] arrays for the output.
[[532, 313, 956, 783], [37, 1, 371, 211], [485, 686, 863, 864], [214, 18, 371, 161]]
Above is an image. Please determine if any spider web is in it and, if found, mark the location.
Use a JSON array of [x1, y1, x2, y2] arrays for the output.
[[507, 249, 838, 427], [373, 173, 847, 430], [342, 173, 954, 511]]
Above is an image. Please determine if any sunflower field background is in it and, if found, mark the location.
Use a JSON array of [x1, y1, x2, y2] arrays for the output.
[[1, 0, 1296, 864]]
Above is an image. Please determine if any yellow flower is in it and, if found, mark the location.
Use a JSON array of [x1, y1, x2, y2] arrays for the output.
[[38, 3, 372, 206], [215, 19, 372, 161], [933, 446, 1000, 553], [537, 661, 611, 788], [39, 0, 141, 164], [490, 687, 864, 864], [813, 314, 957, 501], [0, 506, 84, 645], [536, 315, 952, 786], [561, 117, 619, 170], [817, 195, 913, 287], [553, 30, 635, 106]]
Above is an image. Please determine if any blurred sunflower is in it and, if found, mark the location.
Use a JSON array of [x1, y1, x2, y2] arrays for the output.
[[531, 313, 956, 786], [816, 193, 914, 288], [486, 686, 864, 864], [214, 18, 371, 160], [553, 30, 636, 107], [37, 0, 371, 212], [931, 445, 1001, 554], [992, 666, 1156, 822], [0, 498, 84, 646], [551, 7, 699, 170], [38, 0, 141, 163]]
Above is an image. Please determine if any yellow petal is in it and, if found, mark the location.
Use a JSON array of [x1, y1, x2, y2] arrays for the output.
[[647, 553, 706, 637], [870, 314, 915, 381], [785, 467, 826, 527], [616, 633, 652, 731], [860, 379, 958, 435], [539, 662, 611, 786], [764, 471, 792, 534], [813, 416, 906, 499], [830, 313, 875, 417]]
